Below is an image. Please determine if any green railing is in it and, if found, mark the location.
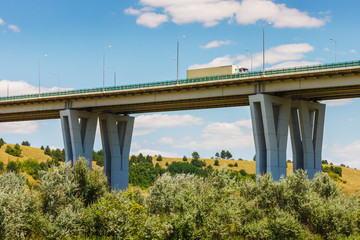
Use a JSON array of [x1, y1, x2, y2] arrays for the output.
[[1, 60, 360, 102]]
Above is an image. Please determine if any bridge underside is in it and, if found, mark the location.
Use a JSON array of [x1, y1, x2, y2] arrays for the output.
[[0, 83, 360, 123]]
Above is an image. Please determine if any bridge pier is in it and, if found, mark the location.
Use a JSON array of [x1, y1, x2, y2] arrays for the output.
[[249, 94, 291, 181], [290, 100, 325, 179], [60, 109, 98, 169], [249, 94, 325, 180], [99, 114, 134, 190]]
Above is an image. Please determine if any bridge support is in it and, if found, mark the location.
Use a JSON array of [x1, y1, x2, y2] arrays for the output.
[[249, 94, 291, 181], [99, 114, 134, 190], [60, 109, 98, 169], [290, 100, 325, 179]]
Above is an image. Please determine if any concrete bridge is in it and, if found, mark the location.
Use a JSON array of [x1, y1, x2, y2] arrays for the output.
[[1, 60, 360, 189]]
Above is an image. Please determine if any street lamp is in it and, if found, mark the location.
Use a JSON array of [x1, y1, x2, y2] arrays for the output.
[[38, 54, 47, 97], [262, 23, 271, 76], [330, 37, 337, 63], [245, 49, 253, 72], [177, 35, 186, 84], [52, 72, 60, 92], [103, 45, 111, 92]]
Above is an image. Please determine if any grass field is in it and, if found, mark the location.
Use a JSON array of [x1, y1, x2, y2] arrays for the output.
[[0, 144, 358, 195]]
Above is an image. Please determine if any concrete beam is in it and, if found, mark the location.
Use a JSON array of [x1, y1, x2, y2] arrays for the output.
[[249, 94, 291, 181], [60, 109, 98, 169], [99, 114, 134, 191], [290, 100, 325, 179]]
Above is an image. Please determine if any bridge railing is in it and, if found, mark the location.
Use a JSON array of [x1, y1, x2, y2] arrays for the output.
[[1, 60, 360, 102]]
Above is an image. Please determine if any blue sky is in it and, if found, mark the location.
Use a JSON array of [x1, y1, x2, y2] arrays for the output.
[[1, 0, 360, 168]]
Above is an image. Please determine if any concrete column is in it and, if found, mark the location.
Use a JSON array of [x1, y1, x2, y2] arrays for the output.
[[249, 94, 291, 181], [99, 114, 134, 190], [290, 100, 325, 179], [60, 109, 98, 169]]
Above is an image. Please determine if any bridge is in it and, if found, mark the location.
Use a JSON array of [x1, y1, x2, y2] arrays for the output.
[[1, 60, 360, 189]]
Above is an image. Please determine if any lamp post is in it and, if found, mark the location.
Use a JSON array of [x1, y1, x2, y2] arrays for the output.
[[245, 49, 253, 72], [177, 35, 186, 84], [262, 26, 265, 76], [103, 45, 111, 92], [38, 54, 47, 97], [330, 37, 337, 63]]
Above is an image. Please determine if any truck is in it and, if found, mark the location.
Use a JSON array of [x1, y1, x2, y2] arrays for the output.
[[187, 65, 248, 79]]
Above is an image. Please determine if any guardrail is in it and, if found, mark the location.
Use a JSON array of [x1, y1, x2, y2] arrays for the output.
[[1, 60, 360, 102]]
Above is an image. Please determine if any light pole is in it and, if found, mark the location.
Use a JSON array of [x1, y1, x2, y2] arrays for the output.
[[38, 54, 47, 97], [262, 25, 265, 76], [177, 35, 186, 84], [245, 49, 253, 72], [330, 37, 337, 63], [52, 72, 60, 92], [103, 45, 111, 92]]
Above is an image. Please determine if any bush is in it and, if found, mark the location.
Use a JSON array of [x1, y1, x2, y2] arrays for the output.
[[6, 160, 20, 173], [5, 144, 22, 157], [156, 155, 163, 162], [214, 159, 219, 166], [167, 161, 207, 177], [182, 156, 188, 161], [0, 138, 5, 148], [21, 141, 30, 146], [190, 158, 206, 168]]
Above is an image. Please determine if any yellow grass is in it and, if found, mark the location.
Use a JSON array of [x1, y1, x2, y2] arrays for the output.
[[155, 157, 360, 196], [0, 144, 52, 164]]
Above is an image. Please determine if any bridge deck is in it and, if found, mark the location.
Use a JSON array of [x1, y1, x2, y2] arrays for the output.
[[1, 60, 360, 122]]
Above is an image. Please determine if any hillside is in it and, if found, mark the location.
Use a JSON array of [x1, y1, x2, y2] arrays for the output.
[[0, 144, 358, 195], [154, 157, 360, 195]]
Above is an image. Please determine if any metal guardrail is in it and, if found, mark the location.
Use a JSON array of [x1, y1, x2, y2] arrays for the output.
[[1, 60, 360, 102]]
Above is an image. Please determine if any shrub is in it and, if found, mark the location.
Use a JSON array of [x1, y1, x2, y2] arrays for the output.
[[234, 162, 238, 167], [182, 156, 188, 161], [190, 158, 206, 168], [21, 141, 30, 146], [156, 155, 163, 162], [6, 160, 20, 173], [214, 159, 219, 166], [0, 138, 5, 148], [5, 144, 22, 157]]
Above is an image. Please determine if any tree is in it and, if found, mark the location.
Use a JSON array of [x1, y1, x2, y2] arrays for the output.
[[7, 160, 20, 173], [44, 146, 51, 156], [156, 155, 163, 162], [191, 158, 206, 168], [183, 156, 188, 161], [225, 150, 232, 159], [215, 152, 220, 159], [214, 159, 219, 166], [0, 138, 5, 148], [234, 162, 238, 167], [220, 150, 226, 159], [21, 141, 30, 146], [191, 151, 200, 160]]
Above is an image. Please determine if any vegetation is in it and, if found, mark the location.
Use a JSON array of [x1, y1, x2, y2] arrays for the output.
[[0, 138, 5, 148], [323, 165, 347, 183], [5, 144, 22, 157], [0, 161, 358, 239], [21, 141, 30, 146], [92, 150, 104, 166]]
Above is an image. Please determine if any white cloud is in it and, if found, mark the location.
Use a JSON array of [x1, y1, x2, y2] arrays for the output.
[[131, 148, 180, 158], [124, 7, 142, 15], [136, 12, 168, 28], [0, 18, 5, 25], [190, 43, 315, 70], [127, 0, 325, 28], [323, 99, 353, 107], [326, 141, 360, 169], [350, 49, 357, 53], [236, 0, 325, 28], [134, 113, 204, 136], [269, 61, 320, 69], [201, 40, 234, 49], [0, 121, 39, 134], [8, 24, 20, 32], [175, 119, 253, 150], [0, 79, 73, 97], [324, 47, 330, 52]]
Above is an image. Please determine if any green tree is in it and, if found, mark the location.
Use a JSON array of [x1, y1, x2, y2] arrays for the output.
[[156, 155, 163, 162], [214, 159, 219, 166], [220, 150, 226, 159], [191, 151, 200, 160], [7, 160, 20, 173], [21, 141, 31, 146], [215, 152, 220, 159], [183, 156, 188, 161], [225, 150, 232, 159], [0, 138, 5, 148], [44, 145, 51, 156]]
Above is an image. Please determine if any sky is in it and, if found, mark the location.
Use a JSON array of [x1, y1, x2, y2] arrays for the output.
[[1, 0, 360, 168]]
